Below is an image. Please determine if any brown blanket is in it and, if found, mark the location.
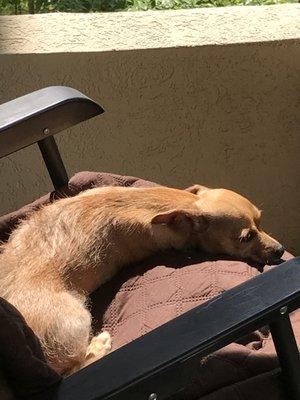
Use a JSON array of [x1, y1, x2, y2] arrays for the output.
[[0, 171, 297, 400]]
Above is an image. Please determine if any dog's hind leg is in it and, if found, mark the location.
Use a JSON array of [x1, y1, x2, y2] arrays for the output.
[[9, 288, 112, 375], [9, 289, 92, 375], [42, 291, 95, 375]]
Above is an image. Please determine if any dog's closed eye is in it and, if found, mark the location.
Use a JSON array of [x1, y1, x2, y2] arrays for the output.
[[239, 229, 256, 243]]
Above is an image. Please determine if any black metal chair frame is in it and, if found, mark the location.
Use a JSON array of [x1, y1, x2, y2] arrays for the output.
[[0, 86, 299, 400]]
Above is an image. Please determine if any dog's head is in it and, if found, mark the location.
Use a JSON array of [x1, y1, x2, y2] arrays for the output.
[[151, 185, 284, 266]]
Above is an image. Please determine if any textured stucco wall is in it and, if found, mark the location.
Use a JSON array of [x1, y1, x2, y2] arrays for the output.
[[0, 6, 299, 254], [0, 5, 299, 53]]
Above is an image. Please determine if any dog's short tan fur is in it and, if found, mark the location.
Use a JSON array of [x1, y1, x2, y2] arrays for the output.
[[0, 185, 284, 375]]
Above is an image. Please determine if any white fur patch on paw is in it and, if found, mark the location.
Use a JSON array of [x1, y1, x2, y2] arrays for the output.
[[86, 331, 112, 360]]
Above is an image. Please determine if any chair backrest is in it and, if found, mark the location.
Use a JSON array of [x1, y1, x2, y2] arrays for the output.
[[0, 86, 104, 189]]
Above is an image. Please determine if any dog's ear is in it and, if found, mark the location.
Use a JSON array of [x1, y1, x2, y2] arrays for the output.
[[185, 184, 210, 195], [151, 210, 194, 227], [151, 210, 210, 232]]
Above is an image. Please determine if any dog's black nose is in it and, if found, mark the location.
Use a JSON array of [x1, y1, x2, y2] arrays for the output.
[[274, 244, 285, 259]]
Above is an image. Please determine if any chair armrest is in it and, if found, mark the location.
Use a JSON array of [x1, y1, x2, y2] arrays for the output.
[[54, 257, 300, 400], [0, 86, 104, 158]]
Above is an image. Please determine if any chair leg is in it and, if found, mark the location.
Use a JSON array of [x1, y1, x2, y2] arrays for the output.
[[270, 312, 300, 400], [38, 136, 68, 190]]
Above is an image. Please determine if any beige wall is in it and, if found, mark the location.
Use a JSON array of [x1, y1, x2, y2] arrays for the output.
[[0, 6, 299, 254]]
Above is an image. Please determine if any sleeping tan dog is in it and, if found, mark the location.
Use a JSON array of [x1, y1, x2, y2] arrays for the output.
[[0, 185, 284, 375]]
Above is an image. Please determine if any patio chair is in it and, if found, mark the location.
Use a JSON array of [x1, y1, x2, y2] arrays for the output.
[[0, 86, 299, 400]]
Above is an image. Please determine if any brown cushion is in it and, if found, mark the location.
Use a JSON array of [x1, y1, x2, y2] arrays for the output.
[[0, 171, 297, 400], [198, 369, 286, 400], [90, 250, 296, 400]]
